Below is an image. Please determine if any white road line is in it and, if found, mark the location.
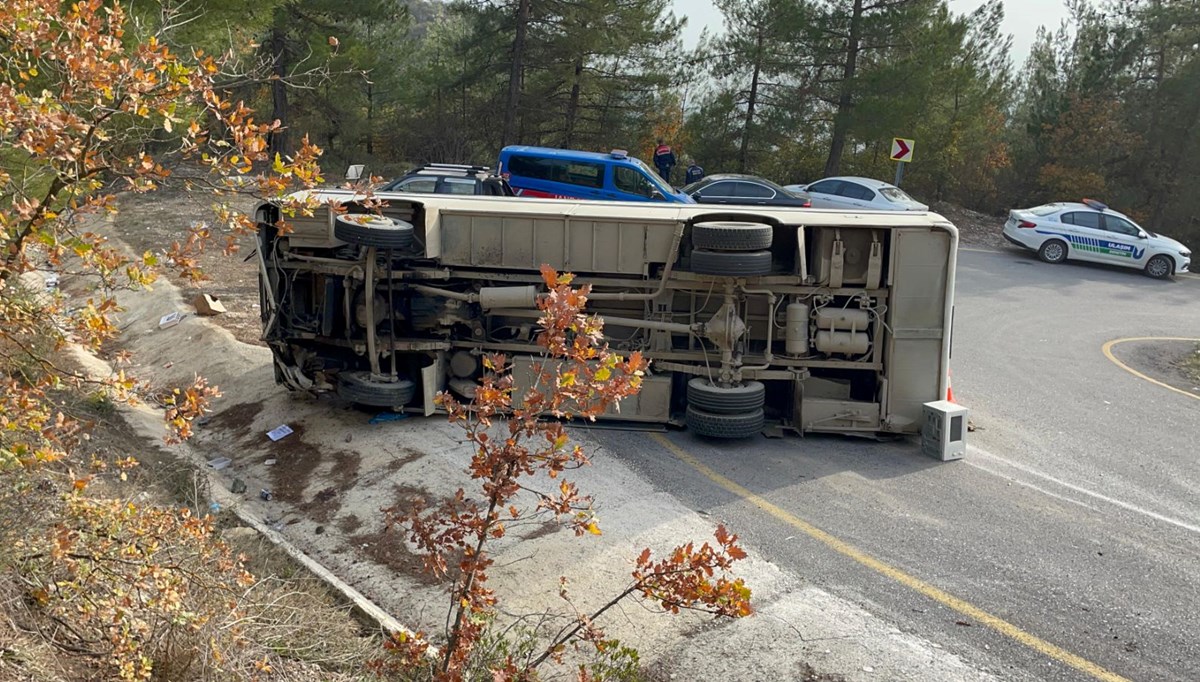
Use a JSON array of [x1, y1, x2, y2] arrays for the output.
[[967, 445, 1200, 536], [966, 458, 1104, 516]]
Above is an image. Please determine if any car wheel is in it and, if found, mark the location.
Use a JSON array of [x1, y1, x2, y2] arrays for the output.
[[692, 221, 773, 251], [691, 249, 772, 276], [337, 371, 417, 407], [1144, 254, 1174, 279], [686, 378, 765, 414], [685, 406, 764, 439], [334, 214, 415, 250], [1037, 239, 1068, 264]]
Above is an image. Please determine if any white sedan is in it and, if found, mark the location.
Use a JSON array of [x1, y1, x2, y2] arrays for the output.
[[1003, 199, 1191, 279], [785, 176, 928, 211]]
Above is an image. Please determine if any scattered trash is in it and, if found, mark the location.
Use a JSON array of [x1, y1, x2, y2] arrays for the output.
[[196, 416, 212, 426], [207, 457, 232, 471], [267, 424, 294, 441], [344, 433, 353, 443], [230, 478, 247, 494], [955, 620, 973, 627], [162, 361, 174, 369], [209, 502, 221, 514], [44, 274, 59, 290], [862, 666, 875, 673], [158, 311, 184, 329], [315, 526, 325, 535], [260, 488, 273, 501], [264, 458, 277, 466], [191, 293, 227, 316], [369, 412, 409, 425]]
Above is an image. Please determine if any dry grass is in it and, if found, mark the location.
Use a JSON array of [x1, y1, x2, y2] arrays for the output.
[[0, 378, 383, 681], [1181, 344, 1200, 384]]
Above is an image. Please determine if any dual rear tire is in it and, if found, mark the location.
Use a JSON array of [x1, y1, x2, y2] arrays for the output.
[[685, 378, 764, 439]]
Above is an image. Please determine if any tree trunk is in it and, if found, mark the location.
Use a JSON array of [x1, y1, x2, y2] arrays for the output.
[[563, 55, 584, 147], [268, 23, 290, 158], [738, 28, 764, 174], [502, 0, 532, 147], [823, 0, 863, 178]]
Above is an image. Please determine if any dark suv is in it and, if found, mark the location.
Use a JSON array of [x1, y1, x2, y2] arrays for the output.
[[379, 163, 515, 196]]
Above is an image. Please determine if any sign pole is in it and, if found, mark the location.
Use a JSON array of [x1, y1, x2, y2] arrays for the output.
[[894, 161, 905, 188]]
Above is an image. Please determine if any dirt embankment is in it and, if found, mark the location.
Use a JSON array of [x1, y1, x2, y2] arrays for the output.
[[110, 187, 263, 346], [931, 202, 1007, 250]]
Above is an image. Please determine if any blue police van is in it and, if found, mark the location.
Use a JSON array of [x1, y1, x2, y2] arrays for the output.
[[497, 146, 695, 203]]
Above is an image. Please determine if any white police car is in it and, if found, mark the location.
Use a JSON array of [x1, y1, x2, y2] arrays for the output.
[[1002, 199, 1191, 279]]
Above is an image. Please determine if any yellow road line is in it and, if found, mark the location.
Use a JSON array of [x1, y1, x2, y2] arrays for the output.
[[651, 432, 1131, 682], [1102, 337, 1200, 402]]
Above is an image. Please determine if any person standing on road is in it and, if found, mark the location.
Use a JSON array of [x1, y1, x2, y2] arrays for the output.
[[653, 139, 676, 183], [684, 159, 704, 185]]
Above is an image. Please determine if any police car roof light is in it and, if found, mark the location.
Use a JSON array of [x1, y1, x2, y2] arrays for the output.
[[1082, 198, 1108, 211], [610, 149, 628, 160]]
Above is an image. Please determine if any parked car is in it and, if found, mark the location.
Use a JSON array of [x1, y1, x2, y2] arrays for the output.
[[786, 176, 928, 211], [497, 146, 695, 203], [377, 163, 515, 196], [683, 174, 811, 207], [1003, 198, 1191, 279]]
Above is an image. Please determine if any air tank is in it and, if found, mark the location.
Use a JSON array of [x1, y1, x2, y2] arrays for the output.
[[813, 307, 870, 332], [814, 330, 870, 355], [785, 302, 810, 355]]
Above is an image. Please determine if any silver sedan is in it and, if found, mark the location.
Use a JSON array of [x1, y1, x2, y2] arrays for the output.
[[785, 176, 928, 211]]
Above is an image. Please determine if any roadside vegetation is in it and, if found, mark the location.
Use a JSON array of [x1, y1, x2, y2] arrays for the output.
[[0, 0, 358, 678], [1182, 344, 1200, 385]]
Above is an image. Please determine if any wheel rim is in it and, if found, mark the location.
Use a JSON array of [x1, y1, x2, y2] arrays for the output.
[[1044, 242, 1064, 261], [1148, 258, 1169, 277]]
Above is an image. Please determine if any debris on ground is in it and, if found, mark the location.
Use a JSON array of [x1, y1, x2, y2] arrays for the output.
[[158, 311, 184, 329], [267, 424, 294, 441], [208, 456, 232, 470], [230, 478, 247, 494], [191, 293, 228, 316]]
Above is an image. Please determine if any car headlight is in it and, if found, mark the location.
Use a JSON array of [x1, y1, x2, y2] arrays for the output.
[[1182, 249, 1192, 258]]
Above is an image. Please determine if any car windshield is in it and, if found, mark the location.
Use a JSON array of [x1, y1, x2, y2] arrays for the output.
[[879, 187, 915, 203], [631, 158, 674, 195]]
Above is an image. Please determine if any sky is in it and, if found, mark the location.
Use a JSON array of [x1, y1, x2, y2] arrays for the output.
[[670, 0, 1072, 69]]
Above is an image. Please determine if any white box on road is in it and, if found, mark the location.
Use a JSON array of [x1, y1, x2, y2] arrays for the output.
[[922, 400, 968, 461]]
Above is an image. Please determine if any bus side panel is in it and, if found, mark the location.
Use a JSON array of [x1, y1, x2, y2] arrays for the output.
[[438, 211, 672, 274]]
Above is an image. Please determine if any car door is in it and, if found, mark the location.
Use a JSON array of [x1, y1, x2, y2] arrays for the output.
[[390, 176, 439, 193], [729, 181, 776, 205], [835, 181, 876, 209], [692, 180, 738, 204], [1058, 211, 1106, 263], [1099, 215, 1149, 267], [805, 180, 844, 208]]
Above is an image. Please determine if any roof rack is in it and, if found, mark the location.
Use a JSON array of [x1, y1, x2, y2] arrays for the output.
[[415, 163, 492, 173]]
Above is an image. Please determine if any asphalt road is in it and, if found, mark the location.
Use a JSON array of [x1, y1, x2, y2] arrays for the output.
[[593, 247, 1200, 682]]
